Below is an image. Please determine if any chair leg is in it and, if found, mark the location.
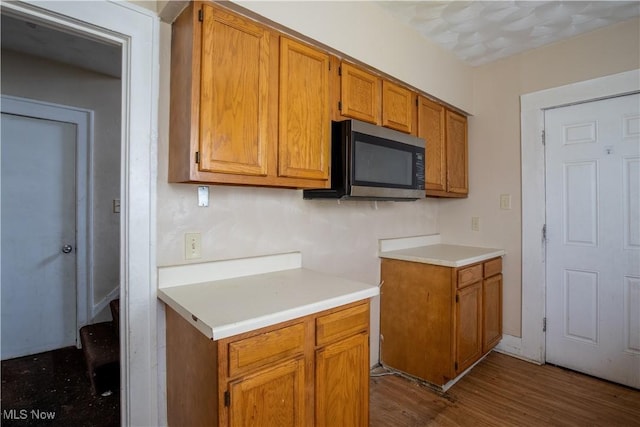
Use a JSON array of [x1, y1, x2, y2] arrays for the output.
[[79, 322, 119, 395]]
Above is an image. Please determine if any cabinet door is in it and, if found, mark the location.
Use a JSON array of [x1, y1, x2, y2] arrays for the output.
[[316, 332, 369, 427], [418, 96, 446, 192], [483, 274, 503, 353], [228, 358, 305, 427], [455, 281, 482, 374], [340, 62, 380, 125], [199, 4, 271, 176], [279, 37, 330, 180], [445, 110, 468, 195], [382, 80, 414, 134]]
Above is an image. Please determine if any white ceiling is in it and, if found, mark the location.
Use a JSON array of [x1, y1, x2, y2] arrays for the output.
[[376, 1, 640, 66], [1, 13, 121, 78]]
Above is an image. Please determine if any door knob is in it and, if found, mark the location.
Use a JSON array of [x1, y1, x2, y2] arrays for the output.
[[62, 244, 73, 254]]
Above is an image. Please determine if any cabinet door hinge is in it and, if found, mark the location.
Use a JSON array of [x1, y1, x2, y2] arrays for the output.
[[224, 390, 230, 407], [543, 317, 547, 332], [455, 294, 459, 303], [541, 129, 546, 146], [338, 101, 342, 111], [415, 97, 419, 107], [195, 151, 200, 164], [338, 66, 342, 76], [542, 224, 547, 242], [198, 8, 203, 22], [454, 361, 458, 371]]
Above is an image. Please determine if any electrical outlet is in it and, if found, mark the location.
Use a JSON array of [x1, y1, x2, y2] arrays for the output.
[[184, 233, 201, 260], [471, 216, 480, 232]]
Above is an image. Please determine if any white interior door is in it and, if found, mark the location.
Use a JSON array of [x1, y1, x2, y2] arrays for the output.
[[1, 112, 78, 360], [545, 93, 640, 388]]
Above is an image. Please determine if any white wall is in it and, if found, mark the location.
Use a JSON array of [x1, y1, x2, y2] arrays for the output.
[[1, 49, 122, 320], [155, 0, 640, 364], [155, 0, 475, 367], [439, 18, 640, 338], [158, 23, 439, 367]]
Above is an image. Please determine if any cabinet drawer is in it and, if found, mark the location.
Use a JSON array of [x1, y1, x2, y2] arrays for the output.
[[316, 302, 369, 346], [227, 323, 305, 377], [484, 257, 502, 278], [457, 264, 482, 288]]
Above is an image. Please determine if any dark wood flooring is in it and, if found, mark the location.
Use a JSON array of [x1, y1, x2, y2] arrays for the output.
[[370, 351, 640, 427], [1, 347, 119, 427], [4, 348, 637, 426]]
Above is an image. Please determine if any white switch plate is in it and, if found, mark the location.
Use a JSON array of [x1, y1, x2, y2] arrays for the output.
[[185, 233, 201, 260], [500, 194, 512, 210], [471, 217, 480, 232], [198, 186, 209, 207]]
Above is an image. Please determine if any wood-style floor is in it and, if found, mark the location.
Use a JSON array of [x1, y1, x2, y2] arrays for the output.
[[370, 351, 640, 427]]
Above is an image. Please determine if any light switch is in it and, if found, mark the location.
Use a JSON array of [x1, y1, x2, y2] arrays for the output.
[[500, 194, 512, 210], [113, 199, 121, 213], [471, 217, 480, 232], [185, 233, 201, 260]]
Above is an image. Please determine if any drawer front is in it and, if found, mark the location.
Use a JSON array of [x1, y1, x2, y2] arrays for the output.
[[484, 257, 502, 278], [228, 323, 305, 377], [457, 264, 482, 288], [316, 302, 369, 347]]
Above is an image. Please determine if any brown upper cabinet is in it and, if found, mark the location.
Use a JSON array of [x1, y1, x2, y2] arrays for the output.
[[168, 2, 330, 189], [418, 96, 468, 197], [170, 1, 468, 193], [278, 36, 331, 181], [338, 62, 381, 125], [382, 80, 415, 134], [197, 3, 271, 178], [338, 62, 415, 134]]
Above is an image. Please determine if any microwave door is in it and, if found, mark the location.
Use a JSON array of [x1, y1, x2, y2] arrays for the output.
[[349, 134, 421, 199]]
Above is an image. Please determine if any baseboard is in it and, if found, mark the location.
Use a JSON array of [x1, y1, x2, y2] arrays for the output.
[[494, 334, 543, 365], [494, 334, 522, 355]]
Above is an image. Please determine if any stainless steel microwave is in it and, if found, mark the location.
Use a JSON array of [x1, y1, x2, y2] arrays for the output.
[[303, 119, 426, 201]]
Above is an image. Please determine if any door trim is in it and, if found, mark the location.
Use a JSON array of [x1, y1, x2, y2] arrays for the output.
[[1, 95, 93, 343], [0, 1, 160, 425], [520, 69, 640, 364]]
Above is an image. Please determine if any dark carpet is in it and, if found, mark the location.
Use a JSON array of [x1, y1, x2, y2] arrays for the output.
[[1, 347, 119, 427]]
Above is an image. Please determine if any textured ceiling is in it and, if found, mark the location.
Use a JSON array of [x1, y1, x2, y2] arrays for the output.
[[377, 1, 640, 66]]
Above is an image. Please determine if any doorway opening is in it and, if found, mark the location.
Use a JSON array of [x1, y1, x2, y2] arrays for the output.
[[0, 2, 159, 424], [1, 12, 123, 424], [520, 69, 640, 369]]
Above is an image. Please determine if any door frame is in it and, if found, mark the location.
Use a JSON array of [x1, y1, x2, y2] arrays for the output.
[[1, 1, 160, 425], [1, 94, 92, 345], [520, 69, 640, 364]]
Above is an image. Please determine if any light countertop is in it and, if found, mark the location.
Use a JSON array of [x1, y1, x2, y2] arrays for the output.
[[379, 239, 505, 268], [158, 253, 379, 340]]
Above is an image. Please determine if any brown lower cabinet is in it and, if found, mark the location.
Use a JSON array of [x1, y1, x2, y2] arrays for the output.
[[380, 257, 502, 386], [166, 300, 370, 427]]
